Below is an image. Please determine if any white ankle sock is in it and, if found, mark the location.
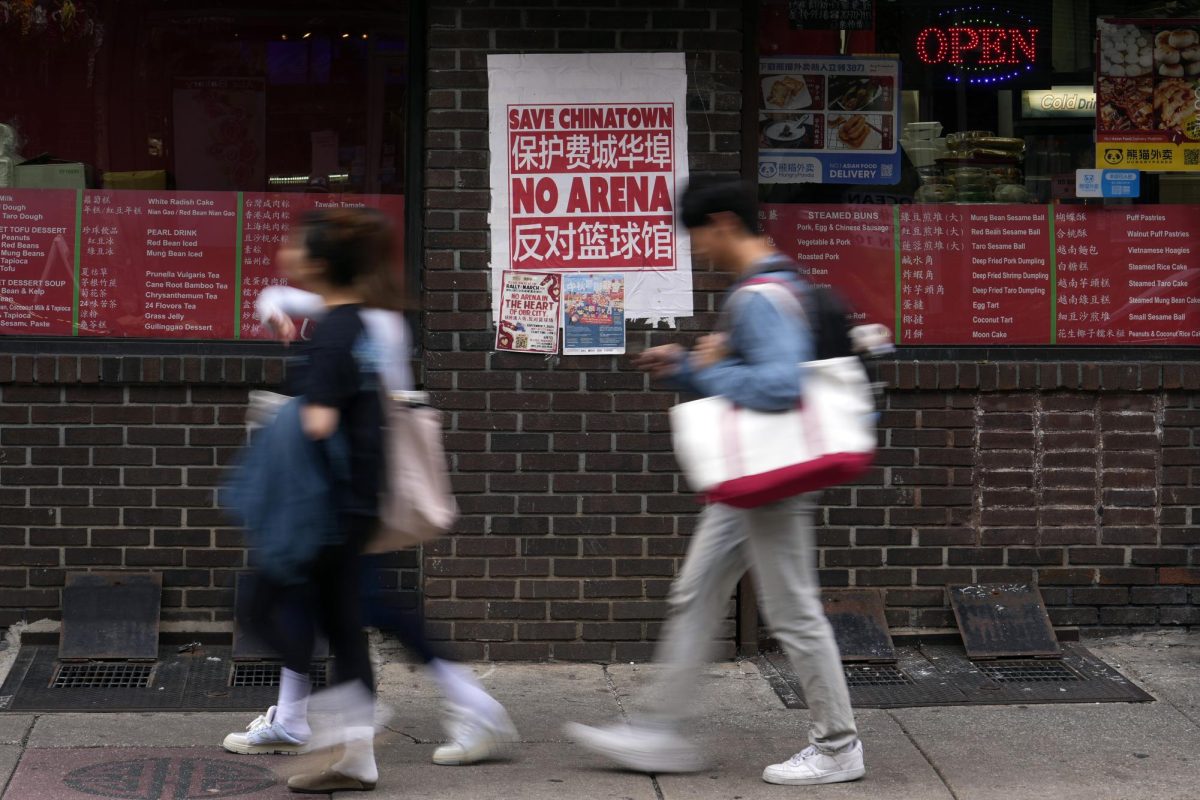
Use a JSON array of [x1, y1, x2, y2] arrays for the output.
[[275, 668, 311, 739], [333, 726, 378, 783], [430, 659, 503, 721]]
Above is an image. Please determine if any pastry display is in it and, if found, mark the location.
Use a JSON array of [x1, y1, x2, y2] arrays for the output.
[[1155, 78, 1198, 130], [1100, 22, 1153, 77], [1155, 28, 1200, 76], [1098, 77, 1155, 130], [830, 115, 875, 148]]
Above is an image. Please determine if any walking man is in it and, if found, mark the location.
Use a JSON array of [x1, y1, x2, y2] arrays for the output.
[[566, 178, 865, 786]]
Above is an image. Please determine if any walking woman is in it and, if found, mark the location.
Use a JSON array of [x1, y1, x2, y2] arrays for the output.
[[223, 208, 514, 794]]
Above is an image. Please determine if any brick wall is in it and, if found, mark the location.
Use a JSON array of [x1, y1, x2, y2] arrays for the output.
[[0, 354, 1196, 649], [0, 354, 422, 628], [421, 0, 746, 661], [0, 0, 1196, 656], [841, 362, 1200, 633]]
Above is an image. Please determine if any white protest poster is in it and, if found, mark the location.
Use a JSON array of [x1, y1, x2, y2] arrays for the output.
[[496, 271, 561, 354], [487, 53, 692, 328]]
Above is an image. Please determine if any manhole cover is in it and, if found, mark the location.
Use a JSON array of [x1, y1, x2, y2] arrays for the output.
[[61, 756, 276, 799], [977, 659, 1082, 684], [229, 662, 328, 688], [52, 663, 155, 689], [843, 663, 913, 687]]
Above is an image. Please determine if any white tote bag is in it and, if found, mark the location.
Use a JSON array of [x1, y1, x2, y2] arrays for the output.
[[669, 282, 876, 508], [369, 391, 459, 553]]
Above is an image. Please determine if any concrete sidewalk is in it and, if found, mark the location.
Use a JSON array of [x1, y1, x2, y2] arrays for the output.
[[0, 631, 1195, 799]]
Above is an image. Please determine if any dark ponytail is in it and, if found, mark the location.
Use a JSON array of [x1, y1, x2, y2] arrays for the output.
[[297, 207, 406, 311]]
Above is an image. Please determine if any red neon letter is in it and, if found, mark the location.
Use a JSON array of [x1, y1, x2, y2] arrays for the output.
[[979, 28, 1009, 64], [1009, 28, 1038, 62], [946, 27, 981, 64], [917, 27, 948, 63]]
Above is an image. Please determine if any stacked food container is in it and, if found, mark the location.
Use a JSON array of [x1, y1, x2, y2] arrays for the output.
[[911, 128, 1028, 203]]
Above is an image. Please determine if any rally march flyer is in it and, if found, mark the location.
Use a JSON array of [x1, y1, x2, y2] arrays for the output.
[[496, 271, 562, 353]]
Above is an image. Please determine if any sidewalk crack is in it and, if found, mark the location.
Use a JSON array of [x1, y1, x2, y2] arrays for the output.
[[887, 710, 960, 800], [602, 665, 665, 800]]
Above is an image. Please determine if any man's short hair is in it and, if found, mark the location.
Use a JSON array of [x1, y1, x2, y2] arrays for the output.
[[678, 177, 760, 234]]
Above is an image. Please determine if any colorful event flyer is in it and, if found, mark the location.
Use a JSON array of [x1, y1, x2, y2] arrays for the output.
[[487, 53, 693, 324], [758, 57, 900, 185], [562, 273, 625, 355], [1096, 19, 1200, 171], [496, 271, 561, 354]]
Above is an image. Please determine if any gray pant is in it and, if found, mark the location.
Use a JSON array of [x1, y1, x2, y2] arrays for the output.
[[644, 497, 858, 752]]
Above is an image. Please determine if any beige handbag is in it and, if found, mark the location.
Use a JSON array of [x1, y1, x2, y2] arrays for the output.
[[368, 390, 458, 553]]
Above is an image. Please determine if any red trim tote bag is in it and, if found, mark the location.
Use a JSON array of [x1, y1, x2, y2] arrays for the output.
[[669, 282, 876, 508]]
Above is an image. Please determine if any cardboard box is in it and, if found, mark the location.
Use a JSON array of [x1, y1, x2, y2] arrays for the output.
[[13, 162, 87, 190]]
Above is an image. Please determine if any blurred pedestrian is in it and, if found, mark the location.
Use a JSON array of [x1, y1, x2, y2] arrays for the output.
[[225, 208, 515, 782], [565, 178, 865, 786]]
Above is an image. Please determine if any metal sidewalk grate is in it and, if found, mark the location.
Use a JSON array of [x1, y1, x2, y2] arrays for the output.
[[760, 643, 1153, 709], [843, 663, 913, 687], [230, 662, 328, 688], [51, 662, 154, 689], [977, 659, 1082, 684]]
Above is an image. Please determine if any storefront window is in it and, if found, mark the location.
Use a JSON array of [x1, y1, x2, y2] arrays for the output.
[[757, 0, 1200, 347], [0, 1, 409, 340]]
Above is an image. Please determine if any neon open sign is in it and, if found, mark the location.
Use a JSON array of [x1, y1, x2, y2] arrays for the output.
[[914, 5, 1042, 85]]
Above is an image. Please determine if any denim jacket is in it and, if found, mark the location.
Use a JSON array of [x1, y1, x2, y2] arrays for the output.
[[221, 397, 350, 585], [667, 255, 812, 412]]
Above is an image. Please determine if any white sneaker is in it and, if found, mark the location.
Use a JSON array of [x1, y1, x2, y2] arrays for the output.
[[432, 704, 519, 765], [565, 721, 704, 774], [221, 706, 309, 755], [762, 740, 865, 785]]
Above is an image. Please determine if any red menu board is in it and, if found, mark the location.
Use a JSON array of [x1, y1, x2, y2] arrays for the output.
[[239, 193, 405, 339], [760, 203, 895, 327], [0, 189, 77, 335], [898, 205, 1052, 344], [1057, 207, 1200, 344], [78, 191, 239, 338]]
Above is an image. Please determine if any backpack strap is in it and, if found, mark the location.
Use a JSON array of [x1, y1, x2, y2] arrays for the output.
[[736, 275, 811, 328]]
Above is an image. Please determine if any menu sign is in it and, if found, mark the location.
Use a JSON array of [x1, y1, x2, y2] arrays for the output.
[[760, 203, 895, 327], [79, 191, 239, 338], [1057, 207, 1200, 344], [758, 57, 901, 185], [0, 189, 76, 335], [0, 188, 404, 340], [1096, 19, 1200, 171], [898, 205, 1052, 344]]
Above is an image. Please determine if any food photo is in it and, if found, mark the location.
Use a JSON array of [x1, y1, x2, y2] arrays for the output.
[[759, 112, 822, 148], [827, 114, 891, 150]]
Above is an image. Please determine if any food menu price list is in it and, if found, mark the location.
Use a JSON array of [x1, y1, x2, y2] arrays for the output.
[[1056, 207, 1200, 344], [79, 191, 239, 339], [239, 194, 405, 339], [899, 206, 1052, 345], [239, 194, 321, 339], [760, 203, 895, 328], [0, 189, 77, 335]]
